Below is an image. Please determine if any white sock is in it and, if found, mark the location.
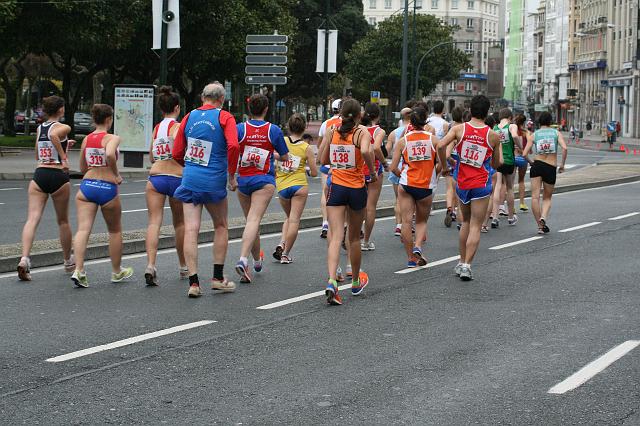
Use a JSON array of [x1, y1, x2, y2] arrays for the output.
[[240, 256, 248, 265]]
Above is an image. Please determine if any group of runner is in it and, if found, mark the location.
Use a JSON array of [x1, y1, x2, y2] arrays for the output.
[[17, 86, 568, 305]]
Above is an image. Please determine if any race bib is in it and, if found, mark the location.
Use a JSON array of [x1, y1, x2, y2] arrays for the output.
[[329, 144, 356, 170], [278, 154, 301, 174], [185, 137, 212, 167], [85, 147, 107, 167], [152, 137, 173, 161], [38, 140, 56, 163], [459, 141, 488, 168], [241, 146, 270, 170], [406, 140, 432, 162], [536, 138, 556, 154]]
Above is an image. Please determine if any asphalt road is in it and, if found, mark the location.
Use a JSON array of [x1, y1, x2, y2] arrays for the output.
[[0, 146, 614, 245], [0, 180, 638, 424]]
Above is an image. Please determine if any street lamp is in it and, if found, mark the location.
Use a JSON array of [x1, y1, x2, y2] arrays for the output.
[[410, 0, 422, 98]]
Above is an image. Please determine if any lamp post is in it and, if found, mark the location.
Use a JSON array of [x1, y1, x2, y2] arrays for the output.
[[400, 0, 409, 107], [410, 1, 422, 98]]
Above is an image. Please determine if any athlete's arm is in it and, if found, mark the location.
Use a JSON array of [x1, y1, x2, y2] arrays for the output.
[[305, 145, 318, 177], [431, 135, 442, 175], [489, 130, 503, 170], [386, 130, 396, 158], [271, 125, 289, 163], [79, 137, 88, 174], [220, 111, 240, 176], [522, 131, 533, 158], [49, 125, 69, 169], [437, 126, 459, 176], [557, 131, 568, 173], [171, 112, 191, 165], [359, 127, 376, 183], [443, 121, 450, 135], [105, 135, 122, 183], [390, 137, 405, 177], [510, 124, 523, 152], [373, 129, 386, 164], [319, 129, 332, 166]]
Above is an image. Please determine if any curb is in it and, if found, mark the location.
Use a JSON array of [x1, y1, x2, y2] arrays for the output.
[[1, 174, 640, 274]]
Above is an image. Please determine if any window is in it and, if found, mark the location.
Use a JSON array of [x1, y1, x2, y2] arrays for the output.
[[369, 0, 376, 9], [467, 18, 474, 28], [449, 81, 456, 92], [368, 17, 377, 25], [384, 0, 392, 8], [415, 0, 422, 7], [465, 41, 474, 53], [467, 0, 474, 9], [431, 0, 438, 8], [451, 0, 458, 8], [465, 82, 472, 92], [450, 18, 458, 26]]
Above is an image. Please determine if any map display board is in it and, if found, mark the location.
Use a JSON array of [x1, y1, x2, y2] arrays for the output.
[[114, 85, 155, 152]]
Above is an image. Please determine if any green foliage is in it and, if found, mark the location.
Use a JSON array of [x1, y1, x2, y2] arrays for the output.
[[345, 14, 471, 101], [0, 135, 35, 147]]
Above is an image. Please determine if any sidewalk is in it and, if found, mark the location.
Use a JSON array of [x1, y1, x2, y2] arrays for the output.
[[0, 148, 150, 180], [561, 131, 640, 147], [1, 162, 639, 272]]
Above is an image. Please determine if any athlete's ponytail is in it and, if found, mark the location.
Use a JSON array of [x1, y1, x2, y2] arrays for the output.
[[337, 99, 361, 139], [410, 106, 428, 130], [157, 86, 180, 115], [360, 102, 380, 127]]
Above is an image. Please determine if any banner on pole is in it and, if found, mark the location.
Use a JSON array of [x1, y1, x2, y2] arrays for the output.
[[152, 0, 181, 50], [316, 30, 338, 73]]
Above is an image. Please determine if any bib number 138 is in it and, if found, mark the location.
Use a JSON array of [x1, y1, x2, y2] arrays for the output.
[[329, 144, 356, 169]]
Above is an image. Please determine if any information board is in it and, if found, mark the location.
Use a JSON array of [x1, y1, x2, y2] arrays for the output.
[[114, 86, 155, 152]]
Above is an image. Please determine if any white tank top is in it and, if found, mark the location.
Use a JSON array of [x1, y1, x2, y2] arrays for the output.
[[427, 115, 447, 140]]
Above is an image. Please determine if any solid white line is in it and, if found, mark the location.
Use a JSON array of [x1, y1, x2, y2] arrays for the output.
[[394, 255, 460, 274], [0, 187, 21, 191], [120, 192, 146, 196], [46, 320, 216, 363], [558, 222, 601, 233], [133, 179, 148, 183], [0, 203, 4, 205], [489, 236, 543, 250], [608, 212, 639, 221], [122, 206, 170, 213], [548, 340, 640, 394]]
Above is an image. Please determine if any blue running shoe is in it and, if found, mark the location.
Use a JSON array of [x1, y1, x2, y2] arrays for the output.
[[235, 259, 251, 283], [325, 280, 342, 305], [351, 271, 369, 296]]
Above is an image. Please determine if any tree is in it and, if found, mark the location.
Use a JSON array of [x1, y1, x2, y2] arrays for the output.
[[0, 0, 22, 136], [345, 14, 471, 106], [282, 0, 369, 100]]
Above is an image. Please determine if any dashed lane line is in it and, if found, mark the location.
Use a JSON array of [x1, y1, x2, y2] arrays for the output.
[[46, 320, 216, 363], [394, 255, 460, 275], [548, 340, 640, 394], [0, 187, 22, 191], [489, 236, 543, 250], [608, 212, 639, 221], [558, 222, 601, 233]]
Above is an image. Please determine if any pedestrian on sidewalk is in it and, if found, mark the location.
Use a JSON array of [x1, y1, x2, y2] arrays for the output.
[[586, 120, 592, 136], [18, 95, 76, 281]]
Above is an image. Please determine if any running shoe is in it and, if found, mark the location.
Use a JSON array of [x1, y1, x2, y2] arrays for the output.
[[188, 284, 202, 298], [351, 271, 369, 296], [537, 226, 545, 235], [412, 247, 427, 267], [451, 211, 457, 222], [540, 218, 550, 233], [111, 266, 134, 283], [63, 255, 76, 273], [336, 266, 345, 282], [360, 229, 364, 240], [280, 254, 292, 264], [407, 258, 418, 268], [211, 277, 236, 293], [361, 241, 375, 251], [491, 218, 500, 229], [519, 203, 529, 212], [454, 262, 463, 276], [394, 225, 401, 236], [17, 257, 31, 281], [320, 224, 328, 239], [272, 244, 284, 261], [444, 209, 453, 228], [508, 215, 518, 226], [498, 203, 507, 216], [144, 266, 158, 286], [179, 266, 189, 280], [235, 259, 252, 283], [254, 250, 265, 273], [457, 223, 462, 231], [325, 280, 342, 305], [346, 264, 352, 278], [71, 270, 89, 288], [481, 225, 489, 233], [459, 265, 473, 281]]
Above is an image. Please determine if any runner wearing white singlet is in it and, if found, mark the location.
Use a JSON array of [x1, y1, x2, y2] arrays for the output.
[[318, 99, 342, 239]]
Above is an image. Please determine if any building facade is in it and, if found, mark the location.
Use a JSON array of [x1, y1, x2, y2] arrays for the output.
[[362, 0, 504, 109]]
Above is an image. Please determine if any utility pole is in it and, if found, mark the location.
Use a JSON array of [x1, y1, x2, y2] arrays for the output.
[[410, 1, 417, 98], [159, 0, 169, 85], [400, 0, 409, 107], [322, 0, 330, 120]]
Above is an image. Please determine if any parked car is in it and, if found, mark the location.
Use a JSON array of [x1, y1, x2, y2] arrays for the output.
[[74, 112, 95, 135], [14, 110, 45, 133], [14, 111, 26, 133]]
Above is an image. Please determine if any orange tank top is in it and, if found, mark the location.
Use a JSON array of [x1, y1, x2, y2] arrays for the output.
[[329, 127, 365, 188], [400, 130, 437, 189]]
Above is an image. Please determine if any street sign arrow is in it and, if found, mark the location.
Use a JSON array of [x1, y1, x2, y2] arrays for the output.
[[246, 45, 288, 54], [246, 34, 289, 44], [245, 55, 288, 65], [245, 66, 287, 75], [245, 76, 288, 85]]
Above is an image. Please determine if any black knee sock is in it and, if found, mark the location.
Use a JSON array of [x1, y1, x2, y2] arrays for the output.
[[213, 264, 224, 281], [189, 274, 199, 285]]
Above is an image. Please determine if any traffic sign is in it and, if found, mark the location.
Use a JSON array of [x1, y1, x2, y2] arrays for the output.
[[245, 76, 288, 85], [246, 45, 288, 54], [246, 34, 289, 44], [245, 55, 288, 65], [245, 66, 287, 75]]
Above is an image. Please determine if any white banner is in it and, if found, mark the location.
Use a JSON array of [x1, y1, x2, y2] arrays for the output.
[[114, 86, 155, 152], [152, 0, 181, 50], [316, 30, 338, 73]]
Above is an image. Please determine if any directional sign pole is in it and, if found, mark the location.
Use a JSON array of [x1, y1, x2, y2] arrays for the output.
[[160, 0, 169, 85]]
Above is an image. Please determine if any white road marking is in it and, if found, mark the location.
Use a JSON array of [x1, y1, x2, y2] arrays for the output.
[[558, 222, 601, 233], [489, 236, 543, 250], [46, 320, 216, 363], [394, 255, 460, 274], [0, 203, 4, 205], [548, 340, 640, 395], [0, 187, 21, 191], [133, 179, 148, 183], [608, 212, 639, 221], [120, 192, 146, 196], [274, 192, 319, 200], [122, 206, 170, 213]]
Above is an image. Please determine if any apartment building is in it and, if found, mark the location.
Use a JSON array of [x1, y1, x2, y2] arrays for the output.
[[362, 0, 504, 108]]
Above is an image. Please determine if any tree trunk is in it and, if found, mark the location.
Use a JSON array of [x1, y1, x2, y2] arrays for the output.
[[2, 87, 17, 136], [60, 56, 74, 136]]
